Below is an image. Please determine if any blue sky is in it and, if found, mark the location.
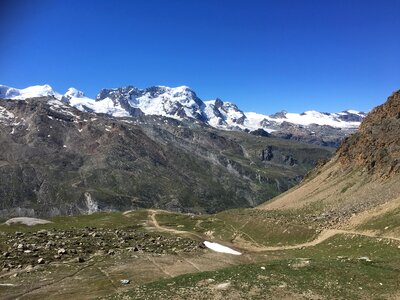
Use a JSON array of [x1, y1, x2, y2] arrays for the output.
[[0, 0, 399, 113]]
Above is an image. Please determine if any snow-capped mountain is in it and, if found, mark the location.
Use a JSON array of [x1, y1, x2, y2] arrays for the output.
[[204, 99, 247, 128], [243, 109, 365, 131], [95, 85, 205, 120], [0, 84, 60, 100], [0, 84, 367, 137]]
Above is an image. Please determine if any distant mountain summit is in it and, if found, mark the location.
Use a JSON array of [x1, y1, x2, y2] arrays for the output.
[[95, 85, 206, 120], [0, 84, 367, 146]]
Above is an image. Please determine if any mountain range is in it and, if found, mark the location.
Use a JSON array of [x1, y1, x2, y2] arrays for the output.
[[0, 84, 367, 147], [0, 83, 339, 217], [0, 89, 398, 299]]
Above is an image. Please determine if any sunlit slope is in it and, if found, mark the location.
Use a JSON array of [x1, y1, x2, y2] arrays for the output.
[[259, 90, 400, 233]]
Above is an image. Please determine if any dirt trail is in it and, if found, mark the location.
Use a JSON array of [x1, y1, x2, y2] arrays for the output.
[[148, 210, 400, 253], [245, 229, 400, 252], [148, 210, 203, 239]]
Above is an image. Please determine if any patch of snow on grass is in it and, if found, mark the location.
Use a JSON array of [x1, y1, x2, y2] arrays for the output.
[[203, 241, 241, 255], [5, 217, 52, 226]]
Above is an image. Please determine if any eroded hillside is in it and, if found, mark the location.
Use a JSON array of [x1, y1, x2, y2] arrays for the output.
[[0, 97, 333, 218]]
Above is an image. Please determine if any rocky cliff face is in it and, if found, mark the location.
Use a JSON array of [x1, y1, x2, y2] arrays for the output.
[[260, 90, 400, 223], [0, 96, 333, 218], [337, 90, 400, 176]]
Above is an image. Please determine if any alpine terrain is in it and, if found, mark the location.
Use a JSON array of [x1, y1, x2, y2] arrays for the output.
[[0, 84, 340, 218], [0, 89, 398, 299]]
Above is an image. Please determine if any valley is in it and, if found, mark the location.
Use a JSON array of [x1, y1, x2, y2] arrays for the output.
[[0, 89, 398, 299], [0, 203, 399, 299], [0, 96, 333, 217], [1, 0, 398, 299]]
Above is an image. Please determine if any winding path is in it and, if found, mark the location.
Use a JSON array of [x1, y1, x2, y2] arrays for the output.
[[148, 209, 203, 239], [148, 210, 400, 253]]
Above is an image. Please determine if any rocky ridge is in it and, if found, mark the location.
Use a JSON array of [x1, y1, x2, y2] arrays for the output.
[[1, 84, 366, 147], [337, 90, 400, 176]]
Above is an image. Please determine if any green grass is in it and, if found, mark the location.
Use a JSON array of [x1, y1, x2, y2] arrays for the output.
[[357, 207, 400, 233], [0, 210, 149, 234], [155, 208, 320, 246], [106, 234, 400, 300]]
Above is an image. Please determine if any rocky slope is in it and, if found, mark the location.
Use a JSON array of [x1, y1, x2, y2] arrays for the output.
[[0, 96, 333, 218], [260, 90, 400, 224], [1, 84, 366, 147], [337, 90, 400, 176]]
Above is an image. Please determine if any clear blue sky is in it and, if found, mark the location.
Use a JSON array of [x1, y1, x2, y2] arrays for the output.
[[0, 0, 399, 113]]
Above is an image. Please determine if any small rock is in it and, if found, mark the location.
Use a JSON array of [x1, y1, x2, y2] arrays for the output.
[[358, 256, 372, 262], [37, 229, 48, 235], [45, 241, 55, 249], [57, 248, 66, 255], [37, 258, 45, 264], [76, 257, 85, 263], [107, 249, 115, 255], [120, 279, 130, 285], [261, 266, 266, 270], [3, 252, 10, 257], [215, 282, 231, 290], [25, 265, 33, 273]]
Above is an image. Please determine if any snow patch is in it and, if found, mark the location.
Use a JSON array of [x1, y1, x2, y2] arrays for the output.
[[203, 241, 242, 255], [5, 217, 52, 226], [84, 192, 98, 214]]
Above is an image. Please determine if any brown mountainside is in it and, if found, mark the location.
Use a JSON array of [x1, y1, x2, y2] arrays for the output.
[[337, 90, 400, 176], [260, 90, 400, 227]]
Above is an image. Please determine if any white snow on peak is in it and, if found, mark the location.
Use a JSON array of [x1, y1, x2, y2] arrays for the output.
[[244, 109, 362, 129], [0, 84, 365, 131], [66, 91, 130, 118], [204, 99, 247, 129], [156, 85, 191, 91], [344, 109, 363, 115], [65, 87, 85, 98], [203, 241, 242, 255], [124, 85, 202, 119], [0, 84, 60, 100]]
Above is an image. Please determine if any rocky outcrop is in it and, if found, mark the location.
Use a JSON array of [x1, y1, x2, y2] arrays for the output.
[[337, 90, 400, 176]]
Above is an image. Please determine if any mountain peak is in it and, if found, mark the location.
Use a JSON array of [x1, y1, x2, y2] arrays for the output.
[[65, 87, 85, 98], [0, 84, 57, 99]]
